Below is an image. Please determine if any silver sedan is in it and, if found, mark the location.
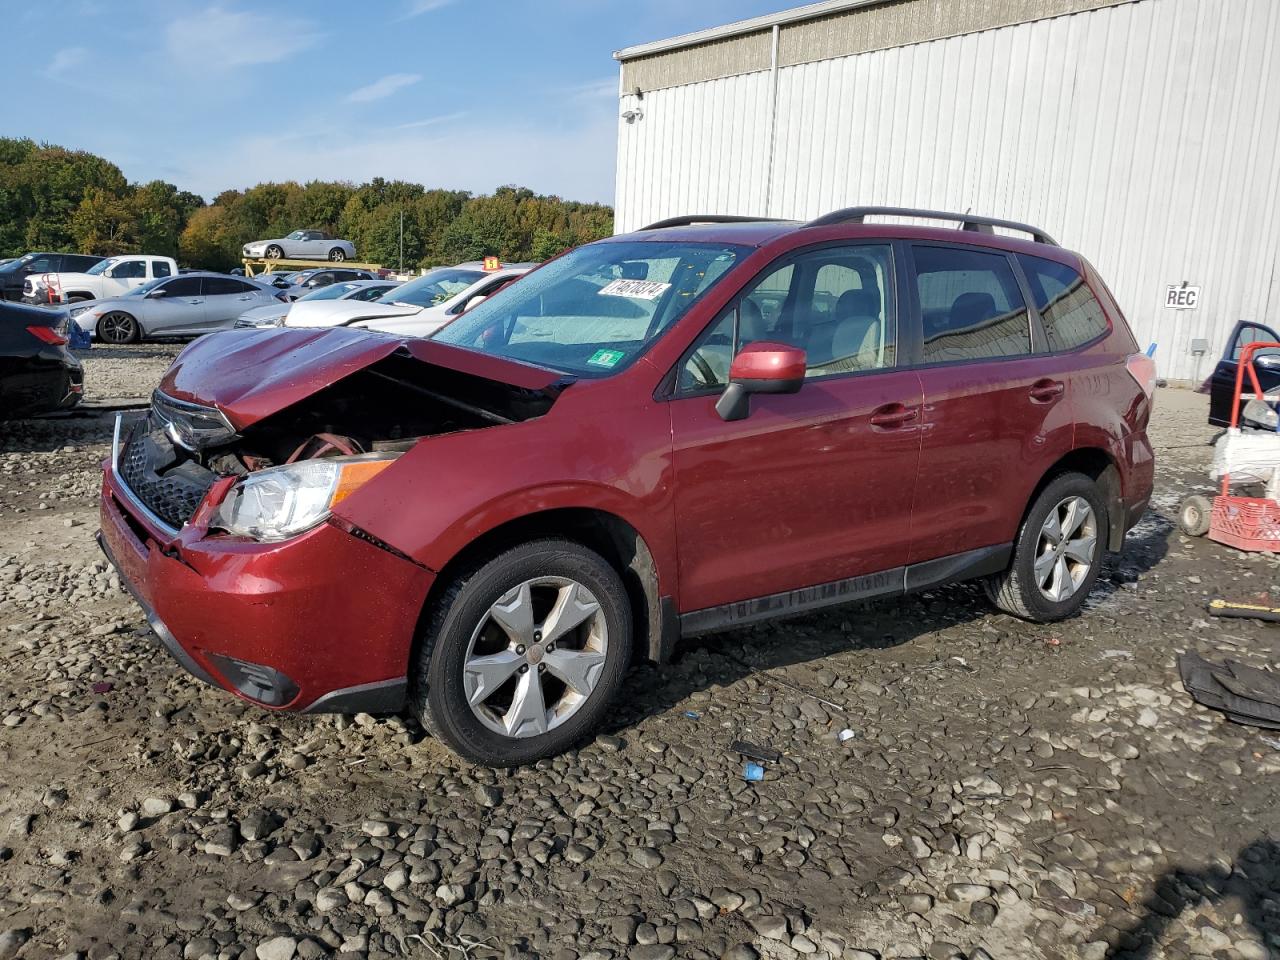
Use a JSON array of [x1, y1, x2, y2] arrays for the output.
[[242, 230, 357, 262], [71, 273, 282, 344]]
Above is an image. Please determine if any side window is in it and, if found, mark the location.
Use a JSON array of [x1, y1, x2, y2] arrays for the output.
[[913, 246, 1030, 363], [205, 277, 250, 296], [110, 260, 147, 279], [1017, 254, 1108, 351], [1229, 323, 1280, 361], [25, 257, 52, 273], [163, 277, 203, 297], [678, 244, 896, 391], [353, 286, 386, 302], [152, 260, 172, 278]]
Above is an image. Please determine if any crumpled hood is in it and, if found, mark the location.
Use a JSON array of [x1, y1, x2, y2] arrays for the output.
[[159, 327, 568, 430]]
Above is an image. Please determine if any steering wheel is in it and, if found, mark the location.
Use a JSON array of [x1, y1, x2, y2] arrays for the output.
[[690, 350, 718, 388]]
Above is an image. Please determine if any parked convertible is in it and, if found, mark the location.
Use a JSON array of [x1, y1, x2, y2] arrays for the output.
[[1, 300, 82, 418], [72, 273, 283, 343], [243, 230, 356, 262], [98, 206, 1154, 766]]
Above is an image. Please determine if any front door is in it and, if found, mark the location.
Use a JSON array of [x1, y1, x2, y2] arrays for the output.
[[148, 276, 207, 334], [669, 242, 923, 615], [1208, 320, 1280, 427], [906, 243, 1076, 564]]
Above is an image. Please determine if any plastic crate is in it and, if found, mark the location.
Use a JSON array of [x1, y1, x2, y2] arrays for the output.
[[1210, 496, 1280, 552]]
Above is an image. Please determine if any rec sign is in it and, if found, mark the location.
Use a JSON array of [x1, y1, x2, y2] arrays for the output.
[[1165, 283, 1200, 309]]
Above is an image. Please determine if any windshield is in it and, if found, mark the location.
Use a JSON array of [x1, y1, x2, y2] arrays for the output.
[[380, 268, 484, 308], [300, 282, 361, 302], [0, 255, 32, 273], [286, 231, 305, 240], [125, 277, 168, 297], [86, 258, 117, 276], [434, 241, 747, 376]]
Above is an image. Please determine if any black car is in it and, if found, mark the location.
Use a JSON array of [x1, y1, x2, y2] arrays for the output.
[[0, 300, 83, 418], [283, 268, 374, 300], [1205, 320, 1280, 427], [0, 252, 105, 302]]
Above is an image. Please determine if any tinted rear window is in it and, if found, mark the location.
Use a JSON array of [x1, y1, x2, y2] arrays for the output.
[[1017, 254, 1110, 351]]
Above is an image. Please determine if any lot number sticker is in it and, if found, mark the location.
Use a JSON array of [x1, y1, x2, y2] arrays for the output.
[[587, 349, 626, 368], [599, 279, 671, 301]]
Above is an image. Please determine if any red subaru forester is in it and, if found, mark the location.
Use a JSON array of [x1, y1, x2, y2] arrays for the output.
[[98, 207, 1155, 765]]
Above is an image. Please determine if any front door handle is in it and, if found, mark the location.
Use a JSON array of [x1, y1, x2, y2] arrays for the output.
[[186, 299, 204, 305], [1030, 379, 1065, 403], [869, 402, 919, 429]]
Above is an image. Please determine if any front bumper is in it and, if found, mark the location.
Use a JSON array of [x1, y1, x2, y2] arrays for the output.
[[98, 430, 433, 713]]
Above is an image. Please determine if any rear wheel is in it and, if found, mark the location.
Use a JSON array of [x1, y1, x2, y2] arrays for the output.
[[1178, 495, 1212, 537], [414, 540, 632, 766], [985, 472, 1107, 622], [96, 311, 140, 344], [328, 248, 346, 262]]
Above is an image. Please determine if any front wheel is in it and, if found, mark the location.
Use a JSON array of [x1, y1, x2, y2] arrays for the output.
[[97, 311, 140, 344], [328, 248, 346, 262], [414, 540, 633, 766], [265, 245, 283, 260], [985, 472, 1107, 622]]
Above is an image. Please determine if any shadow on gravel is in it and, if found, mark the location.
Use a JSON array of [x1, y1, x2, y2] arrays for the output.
[[0, 411, 117, 454], [611, 508, 1175, 732], [1104, 836, 1279, 958]]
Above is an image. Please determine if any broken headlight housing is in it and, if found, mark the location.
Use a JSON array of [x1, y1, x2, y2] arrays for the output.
[[212, 455, 398, 542]]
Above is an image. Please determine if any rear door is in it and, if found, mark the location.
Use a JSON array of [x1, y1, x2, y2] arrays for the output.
[[203, 277, 268, 328], [1206, 320, 1280, 426], [906, 243, 1076, 564], [669, 242, 923, 614]]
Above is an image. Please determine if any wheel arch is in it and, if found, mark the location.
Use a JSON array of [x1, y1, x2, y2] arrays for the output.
[[1025, 447, 1125, 551], [64, 290, 95, 302], [412, 507, 673, 674]]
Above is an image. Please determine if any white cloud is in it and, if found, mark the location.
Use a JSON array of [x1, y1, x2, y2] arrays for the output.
[[344, 73, 423, 104], [395, 112, 469, 130], [165, 6, 322, 68], [562, 78, 619, 101], [45, 47, 87, 77], [400, 0, 453, 19]]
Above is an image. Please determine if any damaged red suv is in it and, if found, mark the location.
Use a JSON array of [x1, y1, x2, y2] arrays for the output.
[[99, 207, 1155, 765]]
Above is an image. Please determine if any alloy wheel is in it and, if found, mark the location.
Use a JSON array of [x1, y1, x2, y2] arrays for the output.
[[98, 312, 136, 344], [266, 246, 283, 260], [462, 577, 608, 739], [1035, 496, 1097, 602], [329, 249, 346, 262]]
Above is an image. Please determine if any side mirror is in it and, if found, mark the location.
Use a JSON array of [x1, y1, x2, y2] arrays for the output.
[[715, 341, 806, 421], [147, 288, 167, 298]]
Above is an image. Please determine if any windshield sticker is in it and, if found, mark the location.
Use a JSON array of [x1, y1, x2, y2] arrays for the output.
[[598, 278, 671, 301], [587, 349, 626, 368]]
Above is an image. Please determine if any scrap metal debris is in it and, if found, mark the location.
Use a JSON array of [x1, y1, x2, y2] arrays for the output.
[[1208, 597, 1280, 623], [1179, 652, 1280, 729]]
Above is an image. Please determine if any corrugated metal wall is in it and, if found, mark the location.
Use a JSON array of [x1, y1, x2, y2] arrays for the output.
[[614, 0, 1280, 381]]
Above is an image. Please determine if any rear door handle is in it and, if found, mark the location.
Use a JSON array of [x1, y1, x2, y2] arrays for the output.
[[869, 402, 919, 429], [1030, 379, 1065, 403]]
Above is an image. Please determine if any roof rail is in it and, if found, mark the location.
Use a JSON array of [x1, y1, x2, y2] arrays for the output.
[[639, 214, 788, 231], [805, 206, 1058, 245]]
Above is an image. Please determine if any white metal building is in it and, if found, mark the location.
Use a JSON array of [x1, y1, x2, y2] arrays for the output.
[[612, 0, 1280, 383]]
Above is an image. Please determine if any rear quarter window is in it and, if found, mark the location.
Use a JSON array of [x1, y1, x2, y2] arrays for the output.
[[1017, 254, 1110, 352]]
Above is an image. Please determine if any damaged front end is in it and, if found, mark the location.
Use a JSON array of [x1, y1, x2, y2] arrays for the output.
[[115, 335, 571, 541], [100, 329, 574, 712]]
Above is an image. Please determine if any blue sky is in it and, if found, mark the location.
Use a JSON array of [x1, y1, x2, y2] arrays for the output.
[[1, 0, 799, 205]]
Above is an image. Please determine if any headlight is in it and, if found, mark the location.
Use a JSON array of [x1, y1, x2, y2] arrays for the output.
[[212, 455, 397, 542], [234, 314, 285, 328], [69, 304, 93, 319]]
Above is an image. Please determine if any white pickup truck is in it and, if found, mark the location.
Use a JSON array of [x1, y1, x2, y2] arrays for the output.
[[22, 254, 180, 304]]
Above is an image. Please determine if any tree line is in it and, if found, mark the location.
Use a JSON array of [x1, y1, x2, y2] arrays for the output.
[[0, 137, 614, 271]]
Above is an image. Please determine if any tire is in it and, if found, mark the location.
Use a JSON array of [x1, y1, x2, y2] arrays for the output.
[[328, 248, 346, 262], [984, 471, 1108, 622], [413, 539, 632, 766], [265, 245, 283, 260], [66, 294, 91, 303], [96, 311, 140, 344], [1178, 495, 1212, 537]]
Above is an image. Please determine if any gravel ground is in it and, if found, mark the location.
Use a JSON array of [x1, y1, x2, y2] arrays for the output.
[[0, 349, 1277, 960]]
